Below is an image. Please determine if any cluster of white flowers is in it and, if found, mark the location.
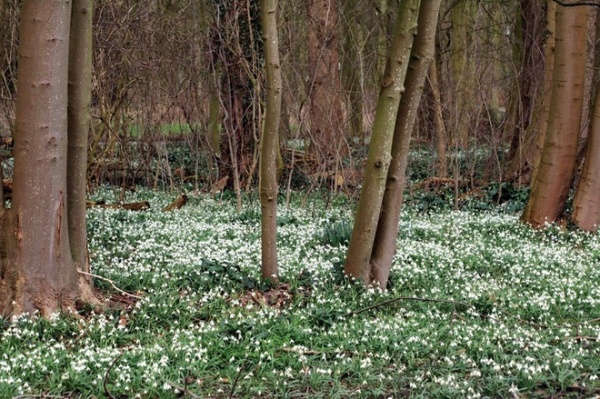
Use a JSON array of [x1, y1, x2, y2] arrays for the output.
[[1, 190, 599, 397]]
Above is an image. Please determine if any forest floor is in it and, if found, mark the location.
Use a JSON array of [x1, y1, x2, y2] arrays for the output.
[[1, 188, 600, 398]]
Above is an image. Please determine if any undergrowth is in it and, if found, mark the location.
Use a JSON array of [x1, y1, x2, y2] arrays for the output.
[[1, 189, 599, 398]]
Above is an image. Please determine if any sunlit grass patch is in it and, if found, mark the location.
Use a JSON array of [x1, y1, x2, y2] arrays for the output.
[[1, 189, 600, 398]]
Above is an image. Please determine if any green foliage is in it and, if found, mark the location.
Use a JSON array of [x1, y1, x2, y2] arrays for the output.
[[317, 219, 353, 247]]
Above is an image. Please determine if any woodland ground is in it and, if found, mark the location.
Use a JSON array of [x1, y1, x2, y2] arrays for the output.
[[1, 187, 600, 398]]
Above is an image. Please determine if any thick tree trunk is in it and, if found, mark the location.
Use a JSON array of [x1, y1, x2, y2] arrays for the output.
[[307, 0, 344, 163], [0, 0, 96, 317], [344, 0, 421, 283], [521, 4, 589, 228], [572, 88, 600, 231], [369, 0, 441, 288], [67, 0, 93, 275], [260, 0, 281, 282]]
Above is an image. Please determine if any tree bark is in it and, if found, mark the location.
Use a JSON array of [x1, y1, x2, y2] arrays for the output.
[[67, 0, 93, 275], [505, 0, 547, 183], [344, 0, 421, 283], [369, 0, 441, 288], [521, 3, 589, 228], [342, 0, 364, 141], [307, 0, 344, 163], [260, 0, 281, 282], [530, 0, 557, 185], [572, 88, 600, 231], [428, 58, 447, 178], [0, 0, 96, 317]]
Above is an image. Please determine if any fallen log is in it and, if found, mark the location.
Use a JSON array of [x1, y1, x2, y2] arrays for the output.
[[163, 194, 188, 211], [86, 200, 150, 211]]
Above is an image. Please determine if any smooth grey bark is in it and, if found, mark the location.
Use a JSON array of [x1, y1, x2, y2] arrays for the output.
[[1, 0, 96, 317], [572, 87, 600, 231], [521, 4, 589, 228], [260, 0, 281, 282], [344, 0, 421, 283], [67, 0, 93, 275], [369, 0, 442, 288]]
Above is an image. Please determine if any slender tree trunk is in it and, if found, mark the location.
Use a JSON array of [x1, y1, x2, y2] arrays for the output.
[[450, 0, 472, 148], [342, 0, 364, 140], [572, 88, 600, 231], [1, 0, 96, 317], [307, 0, 344, 162], [429, 58, 447, 178], [67, 0, 93, 275], [260, 0, 281, 282], [369, 0, 441, 288], [344, 0, 421, 283], [505, 0, 546, 179], [521, 4, 589, 227], [530, 0, 556, 184]]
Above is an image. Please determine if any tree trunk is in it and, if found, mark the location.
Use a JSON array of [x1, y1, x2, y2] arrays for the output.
[[1, 0, 96, 317], [505, 0, 546, 182], [307, 0, 344, 163], [67, 0, 93, 275], [428, 58, 447, 178], [521, 4, 589, 228], [342, 0, 364, 141], [449, 0, 473, 148], [369, 0, 441, 288], [260, 0, 281, 282], [530, 0, 556, 185], [572, 88, 600, 231], [344, 0, 421, 283]]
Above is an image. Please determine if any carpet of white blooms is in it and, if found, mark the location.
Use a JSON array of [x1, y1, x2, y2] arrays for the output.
[[1, 190, 600, 398]]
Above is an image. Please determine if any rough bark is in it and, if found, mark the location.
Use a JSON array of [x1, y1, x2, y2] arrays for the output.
[[260, 0, 281, 282], [369, 0, 441, 288], [307, 0, 344, 162], [521, 4, 589, 228], [344, 0, 421, 283], [67, 0, 93, 275], [1, 0, 96, 317], [572, 88, 600, 231]]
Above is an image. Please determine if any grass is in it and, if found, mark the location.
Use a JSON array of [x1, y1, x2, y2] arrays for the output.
[[1, 189, 600, 398]]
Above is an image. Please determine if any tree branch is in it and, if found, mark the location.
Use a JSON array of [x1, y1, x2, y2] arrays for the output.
[[78, 270, 142, 299], [551, 0, 600, 7]]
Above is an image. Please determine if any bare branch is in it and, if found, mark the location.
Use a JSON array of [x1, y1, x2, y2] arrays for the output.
[[551, 0, 600, 7], [78, 270, 142, 300]]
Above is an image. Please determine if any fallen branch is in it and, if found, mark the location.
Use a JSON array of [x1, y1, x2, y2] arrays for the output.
[[229, 362, 245, 399], [86, 200, 150, 211], [78, 270, 142, 300], [166, 381, 201, 399], [164, 194, 188, 211], [104, 352, 124, 399]]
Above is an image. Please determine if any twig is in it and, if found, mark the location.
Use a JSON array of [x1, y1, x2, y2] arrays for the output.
[[229, 362, 245, 399], [348, 296, 471, 317], [166, 381, 201, 399], [103, 352, 124, 399], [79, 270, 142, 300]]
